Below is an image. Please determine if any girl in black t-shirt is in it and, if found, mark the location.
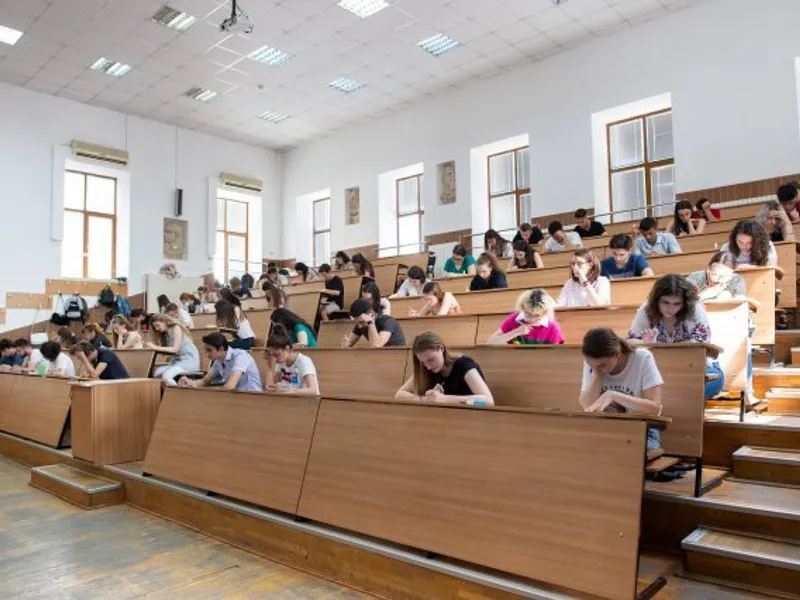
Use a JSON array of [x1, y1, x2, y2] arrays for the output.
[[469, 253, 508, 291], [395, 332, 494, 406]]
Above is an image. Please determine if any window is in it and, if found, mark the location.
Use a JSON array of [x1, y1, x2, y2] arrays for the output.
[[487, 147, 530, 234], [61, 170, 117, 279], [215, 197, 250, 282], [396, 174, 424, 254], [313, 198, 331, 266], [607, 110, 674, 222]]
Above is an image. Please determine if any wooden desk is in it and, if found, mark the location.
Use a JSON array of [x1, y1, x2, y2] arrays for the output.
[[706, 300, 750, 392], [297, 399, 648, 600], [317, 315, 478, 348], [192, 312, 216, 328], [373, 264, 402, 298], [70, 379, 162, 465], [372, 251, 430, 273], [284, 280, 325, 295], [285, 290, 324, 331], [115, 350, 157, 378], [144, 387, 320, 514], [0, 373, 74, 447]]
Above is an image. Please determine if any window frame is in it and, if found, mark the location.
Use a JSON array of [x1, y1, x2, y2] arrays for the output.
[[606, 108, 674, 222], [312, 197, 331, 266], [64, 169, 118, 279], [216, 197, 250, 282], [395, 173, 424, 254], [486, 146, 530, 231]]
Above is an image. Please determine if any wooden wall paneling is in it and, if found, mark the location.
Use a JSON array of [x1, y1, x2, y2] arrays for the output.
[[115, 350, 156, 379], [143, 387, 320, 514], [297, 399, 647, 600], [5, 293, 52, 310], [44, 279, 128, 297], [0, 374, 73, 447]]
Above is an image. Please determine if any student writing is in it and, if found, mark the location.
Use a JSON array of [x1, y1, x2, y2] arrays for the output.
[[343, 298, 406, 348], [556, 248, 611, 307], [73, 341, 130, 380], [487, 288, 565, 345], [470, 253, 508, 291], [179, 332, 263, 391], [147, 314, 201, 384], [270, 308, 317, 348], [411, 282, 462, 317], [263, 326, 320, 395]]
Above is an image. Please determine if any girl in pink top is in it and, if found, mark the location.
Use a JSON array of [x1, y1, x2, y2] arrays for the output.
[[487, 289, 565, 345]]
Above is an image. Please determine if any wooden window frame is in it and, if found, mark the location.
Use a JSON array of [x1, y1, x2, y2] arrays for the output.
[[64, 169, 118, 279], [313, 197, 331, 266], [396, 174, 424, 254], [217, 198, 250, 282], [487, 146, 530, 231], [606, 108, 674, 223]]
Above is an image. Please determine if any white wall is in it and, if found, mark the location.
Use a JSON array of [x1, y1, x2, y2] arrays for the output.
[[280, 0, 800, 257], [0, 81, 281, 333]]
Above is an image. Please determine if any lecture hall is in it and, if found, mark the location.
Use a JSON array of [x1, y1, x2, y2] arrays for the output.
[[0, 0, 798, 598]]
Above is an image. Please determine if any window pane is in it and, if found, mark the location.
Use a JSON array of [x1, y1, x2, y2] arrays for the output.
[[651, 165, 675, 215], [65, 172, 85, 210], [489, 152, 515, 195], [215, 231, 225, 261], [86, 175, 115, 214], [520, 194, 534, 225], [610, 120, 644, 169], [315, 232, 330, 266], [516, 148, 530, 190], [61, 211, 84, 278], [397, 177, 420, 215], [217, 199, 225, 230], [611, 168, 647, 223], [227, 201, 248, 233], [647, 112, 673, 162], [227, 234, 247, 262], [314, 199, 330, 231], [228, 261, 246, 280], [398, 214, 420, 247], [490, 194, 516, 232], [86, 215, 113, 279]]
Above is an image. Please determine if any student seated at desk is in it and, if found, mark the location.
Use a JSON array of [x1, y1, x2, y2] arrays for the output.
[[556, 249, 610, 307], [343, 298, 406, 348], [411, 282, 461, 317], [352, 253, 376, 281], [579, 328, 663, 448], [395, 331, 493, 406], [513, 221, 544, 246], [573, 208, 606, 238], [628, 274, 723, 399], [179, 332, 263, 391], [13, 338, 35, 370], [720, 220, 777, 268], [601, 234, 655, 279], [361, 282, 391, 316], [270, 308, 317, 348], [216, 298, 256, 350], [391, 266, 429, 298], [39, 341, 75, 377], [319, 264, 344, 319], [110, 316, 144, 349], [757, 200, 796, 243], [230, 276, 252, 299], [776, 183, 800, 223], [147, 314, 200, 384], [507, 239, 543, 271], [0, 339, 23, 368], [73, 341, 130, 380], [334, 251, 354, 272], [294, 262, 318, 283], [544, 221, 582, 253], [129, 308, 149, 332], [637, 217, 682, 255], [179, 293, 200, 315], [488, 289, 565, 345], [166, 302, 194, 329], [484, 229, 512, 259], [667, 200, 705, 237], [263, 267, 281, 288], [470, 253, 508, 291], [263, 327, 319, 395], [262, 281, 287, 309], [81, 323, 112, 350], [687, 251, 746, 301], [443, 244, 476, 277], [693, 198, 721, 222], [56, 326, 78, 349]]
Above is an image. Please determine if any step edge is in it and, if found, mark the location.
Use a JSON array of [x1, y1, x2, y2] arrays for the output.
[[733, 450, 800, 465], [683, 533, 800, 572], [31, 467, 122, 494]]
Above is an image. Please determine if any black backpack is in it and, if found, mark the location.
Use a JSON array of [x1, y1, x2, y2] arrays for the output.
[[65, 294, 88, 321], [98, 285, 115, 307], [241, 272, 255, 289]]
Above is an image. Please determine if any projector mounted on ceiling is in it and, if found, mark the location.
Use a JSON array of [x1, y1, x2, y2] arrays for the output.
[[220, 0, 254, 34]]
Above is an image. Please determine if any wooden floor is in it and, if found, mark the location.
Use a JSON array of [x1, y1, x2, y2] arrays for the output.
[[0, 457, 369, 599]]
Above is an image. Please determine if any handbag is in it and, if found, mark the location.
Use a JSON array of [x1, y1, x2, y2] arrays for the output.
[[50, 294, 69, 326]]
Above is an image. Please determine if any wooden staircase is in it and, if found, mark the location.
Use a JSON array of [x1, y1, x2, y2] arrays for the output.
[[30, 464, 124, 509], [733, 446, 800, 486]]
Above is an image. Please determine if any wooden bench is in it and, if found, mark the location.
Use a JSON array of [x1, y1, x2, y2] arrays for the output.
[[296, 398, 657, 600], [70, 378, 162, 465], [284, 280, 325, 295], [143, 387, 320, 514], [115, 349, 157, 378], [317, 314, 479, 348], [0, 373, 75, 448]]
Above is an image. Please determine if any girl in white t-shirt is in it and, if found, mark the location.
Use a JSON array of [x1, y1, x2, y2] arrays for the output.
[[719, 219, 778, 268], [39, 341, 76, 378], [263, 328, 319, 395], [579, 328, 663, 448], [216, 295, 256, 350], [556, 248, 611, 307]]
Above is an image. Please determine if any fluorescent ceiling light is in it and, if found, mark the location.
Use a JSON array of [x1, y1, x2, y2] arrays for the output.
[[258, 110, 289, 123], [337, 0, 389, 19], [90, 57, 132, 77], [249, 45, 292, 66], [329, 77, 364, 94], [185, 85, 217, 102], [152, 5, 197, 31], [418, 33, 459, 57], [0, 24, 24, 46]]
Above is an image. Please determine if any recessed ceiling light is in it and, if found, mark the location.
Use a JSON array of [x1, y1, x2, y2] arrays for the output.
[[418, 33, 459, 57], [249, 45, 292, 66], [0, 24, 24, 46], [152, 5, 197, 31], [329, 77, 364, 94], [337, 0, 389, 19], [185, 85, 217, 102], [258, 110, 289, 123], [90, 57, 132, 77]]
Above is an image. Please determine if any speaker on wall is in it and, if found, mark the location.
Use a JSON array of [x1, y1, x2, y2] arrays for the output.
[[175, 188, 183, 217]]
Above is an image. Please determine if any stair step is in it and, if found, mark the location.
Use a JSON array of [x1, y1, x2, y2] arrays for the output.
[[646, 456, 681, 473], [733, 446, 800, 486], [683, 527, 800, 597], [30, 464, 123, 509], [765, 390, 800, 415], [646, 447, 664, 462]]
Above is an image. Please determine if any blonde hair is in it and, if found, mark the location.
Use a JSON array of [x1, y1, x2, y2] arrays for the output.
[[150, 313, 191, 345], [514, 288, 555, 319]]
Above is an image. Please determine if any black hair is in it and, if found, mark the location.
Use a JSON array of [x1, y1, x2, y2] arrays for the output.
[[777, 184, 798, 204], [294, 262, 311, 282], [695, 198, 710, 211], [639, 217, 658, 232], [0, 339, 11, 352], [40, 341, 62, 362], [645, 274, 699, 323], [452, 244, 468, 257], [165, 302, 179, 313], [267, 324, 293, 349], [360, 282, 383, 313], [728, 220, 771, 266], [547, 221, 563, 235], [219, 288, 242, 307], [350, 298, 374, 318], [407, 266, 426, 282], [267, 267, 278, 276], [673, 200, 694, 235], [483, 229, 508, 254], [352, 253, 374, 277], [156, 294, 170, 310], [215, 300, 239, 329], [319, 263, 332, 273], [511, 239, 537, 269], [14, 338, 30, 348], [270, 307, 312, 332], [609, 233, 633, 250], [574, 208, 588, 219], [201, 332, 229, 350], [335, 251, 350, 264]]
